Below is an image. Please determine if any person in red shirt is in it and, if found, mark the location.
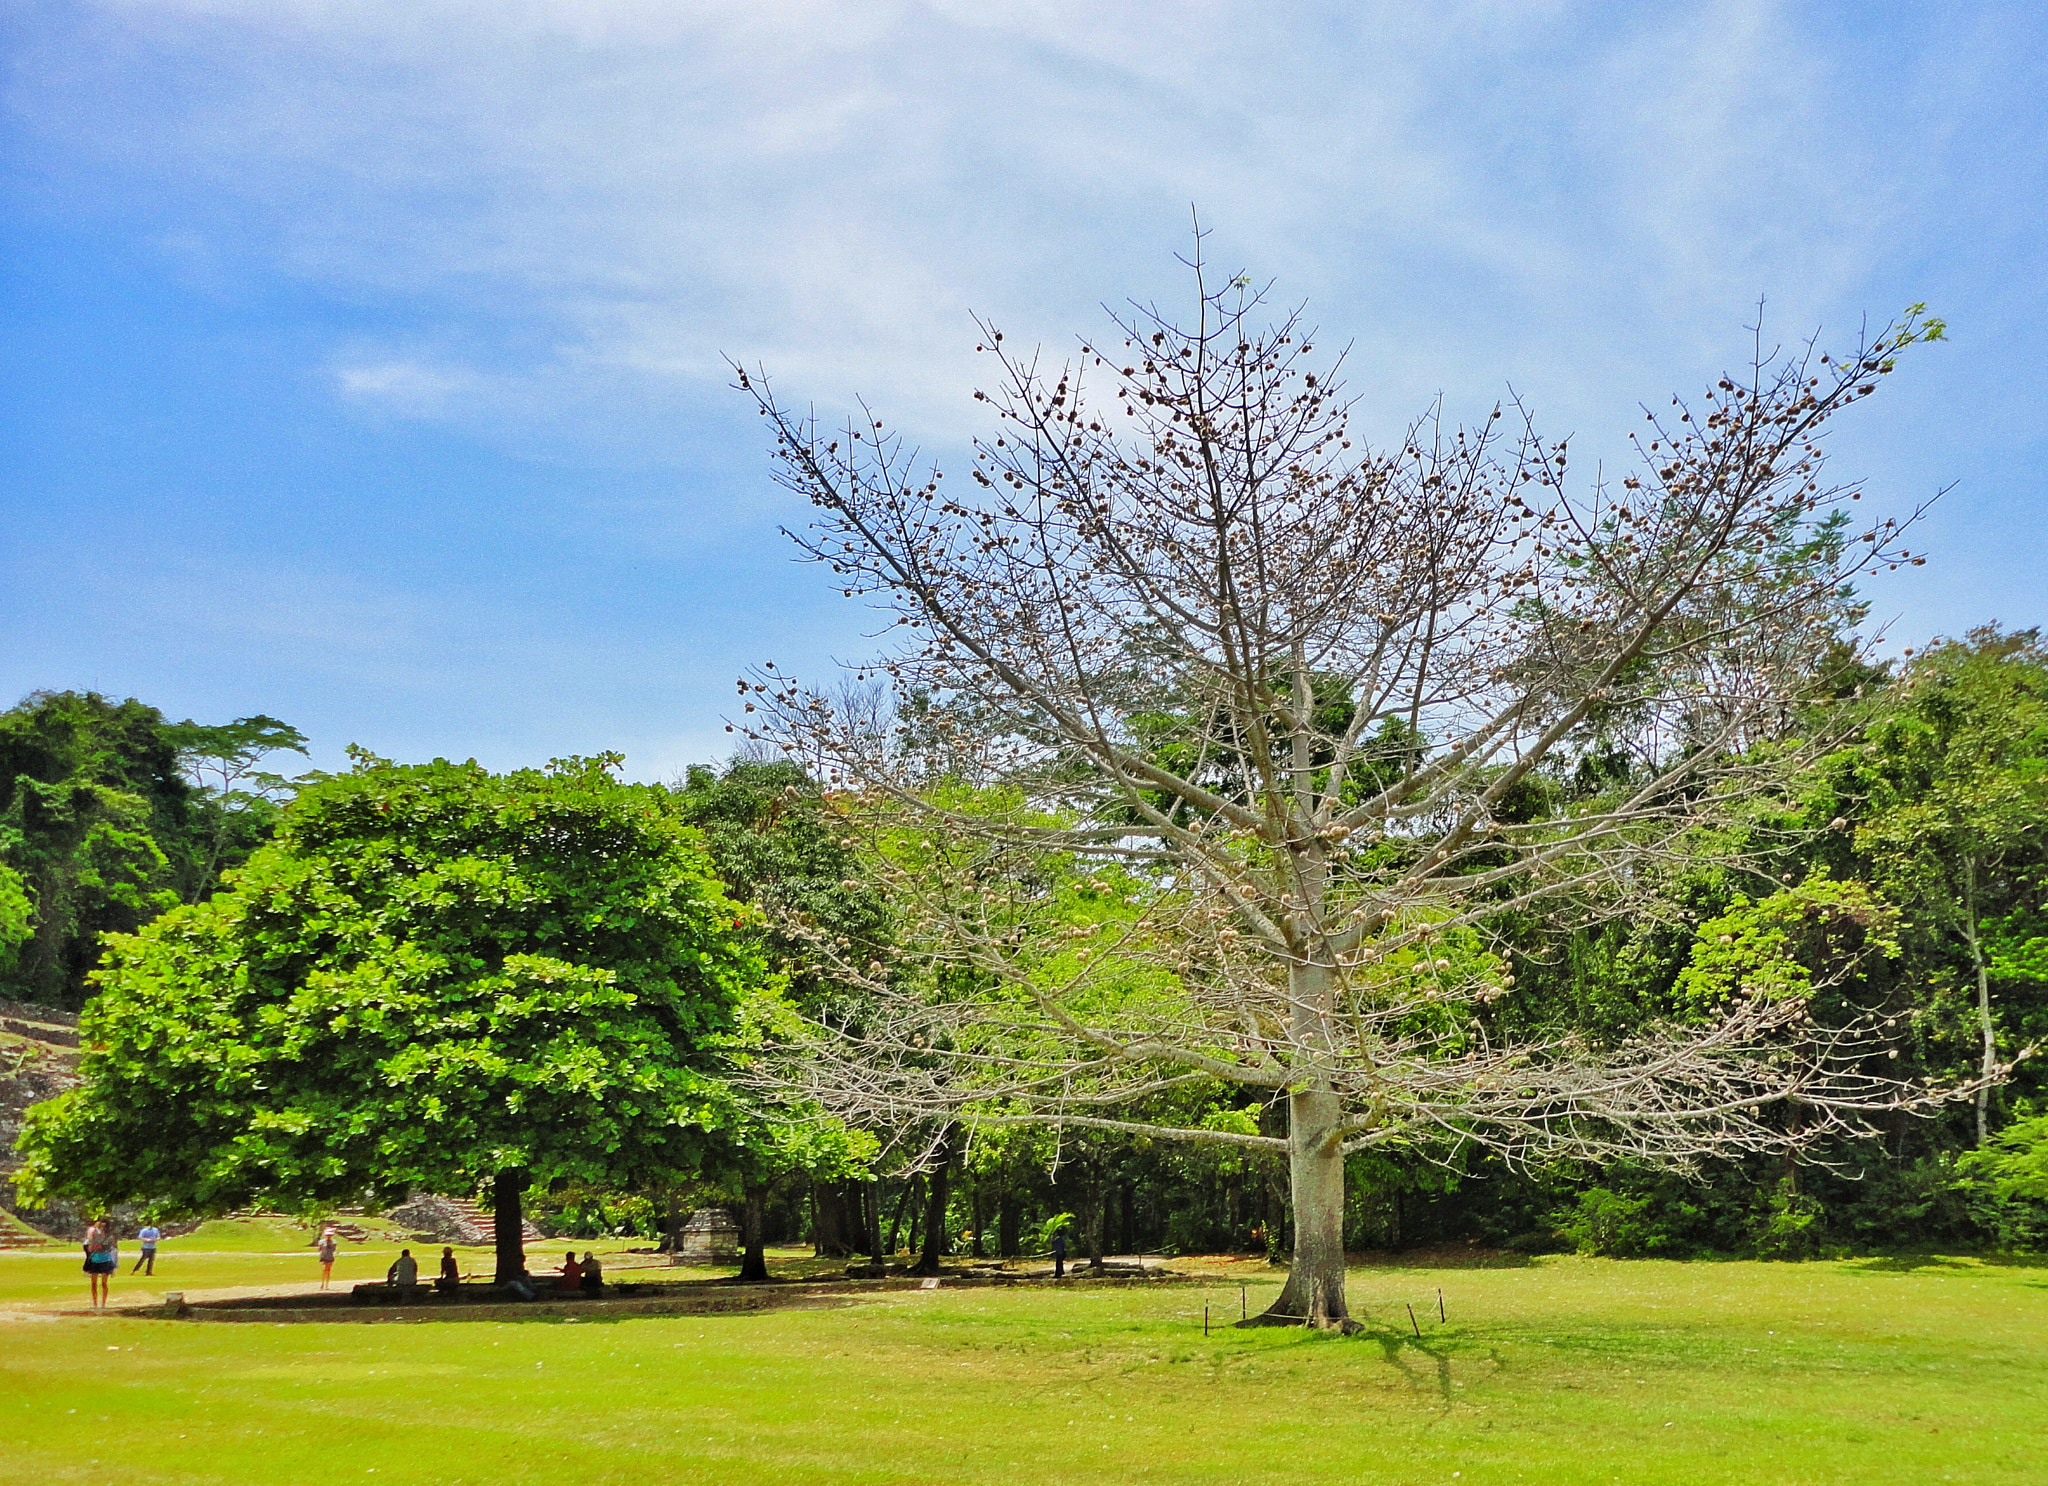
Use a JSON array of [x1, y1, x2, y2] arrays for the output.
[[557, 1251, 582, 1288]]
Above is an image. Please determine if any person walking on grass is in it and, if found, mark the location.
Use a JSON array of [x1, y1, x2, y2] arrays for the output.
[[317, 1224, 338, 1290], [83, 1219, 117, 1309], [132, 1223, 160, 1276]]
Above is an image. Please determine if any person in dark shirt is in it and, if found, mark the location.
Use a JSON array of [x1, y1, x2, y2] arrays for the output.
[[579, 1251, 604, 1295], [436, 1246, 461, 1294], [1051, 1229, 1067, 1279]]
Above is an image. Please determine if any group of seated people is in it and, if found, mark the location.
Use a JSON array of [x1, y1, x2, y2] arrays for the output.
[[384, 1246, 466, 1295], [555, 1250, 605, 1294], [380, 1245, 605, 1297]]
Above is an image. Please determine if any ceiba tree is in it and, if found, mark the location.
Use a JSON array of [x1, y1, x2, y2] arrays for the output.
[[15, 752, 766, 1285], [732, 260, 1978, 1328]]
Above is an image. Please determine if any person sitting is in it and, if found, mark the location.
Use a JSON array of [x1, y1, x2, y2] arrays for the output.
[[579, 1251, 604, 1295], [557, 1251, 583, 1290], [435, 1246, 461, 1294], [387, 1248, 419, 1295]]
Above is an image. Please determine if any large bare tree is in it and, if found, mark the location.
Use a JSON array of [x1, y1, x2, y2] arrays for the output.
[[730, 261, 1975, 1328]]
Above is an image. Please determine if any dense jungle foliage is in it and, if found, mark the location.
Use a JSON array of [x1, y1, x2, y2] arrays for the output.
[[9, 627, 2048, 1257], [0, 690, 304, 1007]]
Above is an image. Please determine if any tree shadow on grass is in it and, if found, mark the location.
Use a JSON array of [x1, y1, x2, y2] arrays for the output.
[[1835, 1252, 2048, 1276], [1353, 1318, 1506, 1403], [1347, 1245, 1537, 1271], [145, 1286, 869, 1327]]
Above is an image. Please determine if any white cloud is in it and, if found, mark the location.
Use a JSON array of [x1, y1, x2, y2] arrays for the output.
[[9, 0, 2043, 665], [335, 358, 481, 412], [12, 0, 1964, 454]]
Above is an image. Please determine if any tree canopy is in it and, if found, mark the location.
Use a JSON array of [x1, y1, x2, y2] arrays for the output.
[[14, 752, 769, 1237]]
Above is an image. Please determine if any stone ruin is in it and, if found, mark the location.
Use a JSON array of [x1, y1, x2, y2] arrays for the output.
[[675, 1207, 738, 1261]]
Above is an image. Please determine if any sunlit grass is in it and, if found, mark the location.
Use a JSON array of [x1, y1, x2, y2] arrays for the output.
[[3, 1239, 2042, 1484]]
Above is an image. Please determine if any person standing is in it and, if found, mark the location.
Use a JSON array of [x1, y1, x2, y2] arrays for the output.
[[83, 1219, 117, 1309], [132, 1223, 161, 1276], [317, 1225, 339, 1290], [1051, 1228, 1067, 1280]]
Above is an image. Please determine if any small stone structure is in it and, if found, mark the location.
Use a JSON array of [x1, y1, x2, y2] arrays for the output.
[[676, 1207, 738, 1261], [384, 1194, 488, 1245]]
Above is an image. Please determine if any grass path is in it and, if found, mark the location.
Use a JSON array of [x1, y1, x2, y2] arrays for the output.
[[4, 1242, 2043, 1485]]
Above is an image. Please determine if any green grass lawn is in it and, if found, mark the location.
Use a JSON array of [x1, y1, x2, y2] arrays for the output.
[[3, 1240, 2042, 1485]]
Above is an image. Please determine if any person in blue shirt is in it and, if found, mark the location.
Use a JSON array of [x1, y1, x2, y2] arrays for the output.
[[132, 1224, 161, 1275]]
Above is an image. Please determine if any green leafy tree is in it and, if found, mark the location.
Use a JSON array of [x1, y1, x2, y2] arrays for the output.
[[1837, 629, 2048, 1142], [1955, 1111, 2048, 1247], [671, 757, 891, 1272], [15, 751, 769, 1284], [162, 714, 310, 902], [0, 862, 30, 974], [0, 691, 195, 1006]]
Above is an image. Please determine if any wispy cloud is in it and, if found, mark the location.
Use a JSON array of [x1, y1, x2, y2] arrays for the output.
[[12, 1, 1985, 447], [5, 1, 2042, 770]]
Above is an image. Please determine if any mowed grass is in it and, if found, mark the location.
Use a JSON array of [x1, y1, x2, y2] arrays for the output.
[[3, 1244, 2043, 1485]]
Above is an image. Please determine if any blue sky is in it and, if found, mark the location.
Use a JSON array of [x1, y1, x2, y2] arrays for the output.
[[5, 1, 2044, 780]]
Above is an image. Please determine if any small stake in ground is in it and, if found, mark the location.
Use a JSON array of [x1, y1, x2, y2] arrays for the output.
[[1407, 1303, 1421, 1338], [1204, 1305, 1210, 1337], [1240, 1286, 1247, 1321], [1438, 1288, 1445, 1323]]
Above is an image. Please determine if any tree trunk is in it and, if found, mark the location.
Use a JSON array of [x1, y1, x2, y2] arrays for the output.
[[884, 1178, 915, 1255], [1120, 1179, 1136, 1255], [998, 1189, 1021, 1258], [970, 1179, 986, 1258], [862, 1180, 884, 1261], [1963, 855, 1997, 1146], [1079, 1184, 1104, 1271], [664, 1194, 683, 1260], [738, 1185, 769, 1283], [905, 1175, 925, 1258], [812, 1181, 854, 1257], [913, 1133, 954, 1276], [1252, 1088, 1353, 1330], [492, 1169, 528, 1286]]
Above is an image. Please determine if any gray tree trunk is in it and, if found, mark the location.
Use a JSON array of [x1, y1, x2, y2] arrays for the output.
[[1963, 854, 1997, 1147], [1250, 952, 1355, 1329], [1250, 1088, 1351, 1328]]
